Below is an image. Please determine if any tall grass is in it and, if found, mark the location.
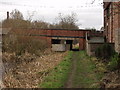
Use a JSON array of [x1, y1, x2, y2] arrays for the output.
[[95, 43, 120, 71]]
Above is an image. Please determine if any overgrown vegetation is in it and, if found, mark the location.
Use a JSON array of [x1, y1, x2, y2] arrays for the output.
[[39, 51, 72, 88], [95, 43, 120, 71], [95, 43, 115, 60], [3, 51, 66, 88], [72, 51, 104, 88], [51, 13, 79, 29], [95, 44, 120, 88], [2, 35, 47, 56], [108, 54, 120, 71]]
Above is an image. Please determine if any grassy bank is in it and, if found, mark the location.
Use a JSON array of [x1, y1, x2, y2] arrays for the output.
[[39, 51, 73, 88], [73, 51, 105, 88]]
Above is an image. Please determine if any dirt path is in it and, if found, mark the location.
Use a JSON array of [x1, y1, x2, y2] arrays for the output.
[[64, 52, 78, 88], [64, 51, 100, 88]]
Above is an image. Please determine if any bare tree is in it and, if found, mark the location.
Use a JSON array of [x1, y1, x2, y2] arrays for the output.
[[10, 9, 24, 20], [32, 20, 50, 29], [54, 13, 79, 29], [26, 11, 36, 22], [2, 9, 32, 29]]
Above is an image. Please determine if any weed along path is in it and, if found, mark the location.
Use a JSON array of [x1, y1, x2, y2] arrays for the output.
[[64, 51, 101, 88]]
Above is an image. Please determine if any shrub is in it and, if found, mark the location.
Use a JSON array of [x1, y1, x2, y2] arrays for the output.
[[2, 35, 47, 56], [95, 43, 115, 60], [108, 54, 120, 71]]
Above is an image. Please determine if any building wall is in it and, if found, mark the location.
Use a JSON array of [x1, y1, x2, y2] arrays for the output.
[[87, 43, 114, 56], [86, 37, 105, 56], [87, 43, 104, 56], [115, 29, 120, 53], [52, 44, 66, 51], [104, 2, 120, 53]]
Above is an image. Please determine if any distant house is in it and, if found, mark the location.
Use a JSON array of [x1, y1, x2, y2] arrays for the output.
[[104, 2, 120, 53]]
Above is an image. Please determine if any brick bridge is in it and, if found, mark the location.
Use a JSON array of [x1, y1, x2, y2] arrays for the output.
[[13, 29, 91, 51]]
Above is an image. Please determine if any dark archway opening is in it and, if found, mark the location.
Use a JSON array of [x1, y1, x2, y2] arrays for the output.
[[52, 39, 61, 44], [66, 40, 73, 50], [72, 40, 79, 51], [66, 40, 79, 51]]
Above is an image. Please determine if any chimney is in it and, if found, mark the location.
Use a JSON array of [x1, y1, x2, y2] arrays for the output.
[[7, 11, 9, 19]]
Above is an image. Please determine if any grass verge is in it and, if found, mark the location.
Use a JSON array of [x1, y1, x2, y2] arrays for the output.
[[73, 51, 105, 88], [39, 51, 73, 88]]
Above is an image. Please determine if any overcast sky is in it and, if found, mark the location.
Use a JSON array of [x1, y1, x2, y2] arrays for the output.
[[0, 0, 103, 30]]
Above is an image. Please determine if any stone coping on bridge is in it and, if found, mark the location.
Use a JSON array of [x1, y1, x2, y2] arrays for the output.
[[12, 28, 92, 31]]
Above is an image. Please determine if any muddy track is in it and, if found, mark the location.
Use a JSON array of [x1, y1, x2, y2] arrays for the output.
[[64, 52, 78, 88]]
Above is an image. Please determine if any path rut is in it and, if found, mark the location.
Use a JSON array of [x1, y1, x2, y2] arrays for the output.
[[64, 52, 78, 88]]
